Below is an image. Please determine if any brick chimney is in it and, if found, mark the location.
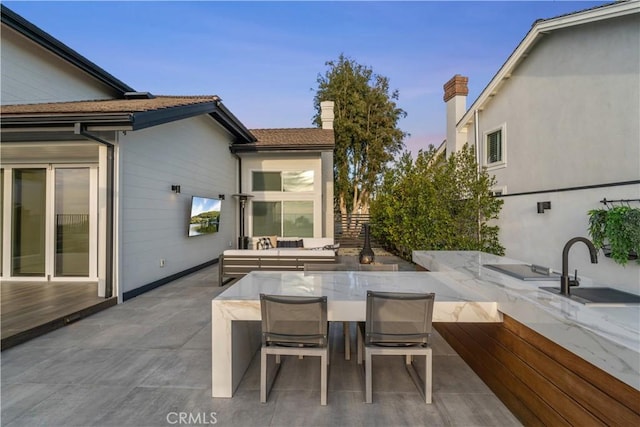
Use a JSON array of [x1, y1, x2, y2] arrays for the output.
[[443, 75, 468, 157], [320, 101, 334, 130]]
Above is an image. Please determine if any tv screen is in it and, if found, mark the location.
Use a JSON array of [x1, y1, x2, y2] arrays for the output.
[[189, 196, 221, 237]]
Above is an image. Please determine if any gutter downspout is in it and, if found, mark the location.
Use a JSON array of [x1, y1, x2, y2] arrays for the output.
[[233, 152, 243, 249], [474, 109, 480, 177], [473, 109, 482, 247], [74, 123, 115, 299]]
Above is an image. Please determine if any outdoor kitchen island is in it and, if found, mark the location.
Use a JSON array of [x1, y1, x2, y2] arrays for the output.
[[412, 250, 640, 426]]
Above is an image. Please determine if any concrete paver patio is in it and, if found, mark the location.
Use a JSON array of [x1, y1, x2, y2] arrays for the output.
[[1, 261, 521, 426]]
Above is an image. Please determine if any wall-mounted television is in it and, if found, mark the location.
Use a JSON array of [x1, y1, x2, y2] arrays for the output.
[[189, 196, 221, 237]]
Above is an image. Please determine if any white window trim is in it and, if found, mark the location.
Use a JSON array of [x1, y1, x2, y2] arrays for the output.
[[490, 186, 507, 197], [483, 123, 507, 170]]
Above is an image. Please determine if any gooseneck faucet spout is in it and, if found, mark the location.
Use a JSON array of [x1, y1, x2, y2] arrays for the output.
[[561, 237, 598, 295]]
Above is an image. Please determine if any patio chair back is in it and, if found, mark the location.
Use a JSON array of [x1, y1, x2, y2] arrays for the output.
[[260, 294, 328, 347], [365, 291, 435, 346]]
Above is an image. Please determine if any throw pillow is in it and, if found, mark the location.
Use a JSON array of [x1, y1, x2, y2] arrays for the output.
[[277, 240, 294, 248], [257, 237, 274, 250]]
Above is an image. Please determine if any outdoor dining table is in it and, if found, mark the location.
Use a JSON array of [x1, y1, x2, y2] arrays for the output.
[[211, 270, 502, 398]]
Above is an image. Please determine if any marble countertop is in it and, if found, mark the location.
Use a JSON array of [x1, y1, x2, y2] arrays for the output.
[[214, 271, 502, 323], [412, 250, 640, 391]]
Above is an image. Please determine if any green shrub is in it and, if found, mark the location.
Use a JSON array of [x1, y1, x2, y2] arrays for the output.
[[370, 144, 504, 260]]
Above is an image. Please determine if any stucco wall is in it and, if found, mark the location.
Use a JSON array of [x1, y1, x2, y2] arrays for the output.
[[498, 184, 640, 293], [0, 26, 119, 104], [475, 14, 639, 193], [464, 14, 640, 291], [117, 115, 237, 293]]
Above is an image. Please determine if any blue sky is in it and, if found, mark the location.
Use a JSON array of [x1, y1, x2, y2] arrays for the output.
[[191, 196, 221, 217], [6, 1, 608, 154]]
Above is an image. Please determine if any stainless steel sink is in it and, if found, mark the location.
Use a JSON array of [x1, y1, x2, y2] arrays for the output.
[[539, 286, 640, 306], [482, 264, 561, 281]]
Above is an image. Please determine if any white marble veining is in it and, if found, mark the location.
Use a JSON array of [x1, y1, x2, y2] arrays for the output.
[[212, 270, 502, 398], [413, 250, 640, 391]]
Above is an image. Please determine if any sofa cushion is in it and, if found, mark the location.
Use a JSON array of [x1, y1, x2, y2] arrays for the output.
[[277, 239, 304, 248], [302, 238, 334, 249]]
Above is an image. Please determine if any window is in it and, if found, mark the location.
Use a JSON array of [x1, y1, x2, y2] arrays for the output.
[[487, 130, 502, 164], [252, 171, 314, 192], [253, 172, 281, 191], [253, 201, 313, 237], [484, 124, 506, 168]]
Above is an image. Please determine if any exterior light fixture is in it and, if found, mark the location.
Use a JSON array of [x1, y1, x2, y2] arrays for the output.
[[537, 201, 551, 214], [171, 185, 181, 194], [218, 194, 225, 200]]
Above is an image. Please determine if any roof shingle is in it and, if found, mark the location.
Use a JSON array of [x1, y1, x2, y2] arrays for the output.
[[248, 128, 334, 146], [0, 95, 221, 115]]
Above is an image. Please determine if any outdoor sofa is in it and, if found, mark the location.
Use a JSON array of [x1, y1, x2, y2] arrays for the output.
[[218, 237, 338, 285]]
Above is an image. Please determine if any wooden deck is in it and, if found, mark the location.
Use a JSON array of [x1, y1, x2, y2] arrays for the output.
[[1, 281, 116, 350]]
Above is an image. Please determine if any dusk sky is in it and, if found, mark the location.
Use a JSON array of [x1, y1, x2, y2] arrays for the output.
[[6, 1, 608, 154]]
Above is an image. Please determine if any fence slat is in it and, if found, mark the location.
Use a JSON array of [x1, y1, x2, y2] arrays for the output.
[[333, 212, 380, 248]]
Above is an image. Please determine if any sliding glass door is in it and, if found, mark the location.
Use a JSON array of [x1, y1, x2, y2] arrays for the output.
[[55, 168, 90, 277], [1, 165, 97, 281], [12, 169, 47, 276]]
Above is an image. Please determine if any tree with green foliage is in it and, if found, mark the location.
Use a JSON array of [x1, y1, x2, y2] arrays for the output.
[[313, 54, 406, 235], [370, 144, 504, 259]]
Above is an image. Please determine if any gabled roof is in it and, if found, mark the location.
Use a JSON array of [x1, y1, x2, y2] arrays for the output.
[[231, 128, 335, 153], [1, 4, 134, 95], [458, 0, 639, 128], [0, 96, 257, 142], [0, 6, 256, 143]]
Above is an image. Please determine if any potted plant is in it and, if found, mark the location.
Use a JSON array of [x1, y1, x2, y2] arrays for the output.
[[588, 205, 640, 266]]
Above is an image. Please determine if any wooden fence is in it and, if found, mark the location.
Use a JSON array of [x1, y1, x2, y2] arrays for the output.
[[333, 212, 382, 248]]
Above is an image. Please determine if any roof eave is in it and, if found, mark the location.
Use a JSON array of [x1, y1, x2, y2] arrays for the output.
[[1, 113, 134, 131], [230, 144, 334, 154], [211, 102, 256, 144], [0, 101, 257, 138], [1, 5, 135, 95], [458, 0, 639, 129]]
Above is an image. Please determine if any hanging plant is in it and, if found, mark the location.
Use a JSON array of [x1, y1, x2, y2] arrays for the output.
[[588, 205, 640, 266]]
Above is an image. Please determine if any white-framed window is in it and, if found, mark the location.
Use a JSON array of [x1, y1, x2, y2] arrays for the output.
[[252, 200, 314, 237], [484, 124, 506, 169], [250, 169, 316, 237], [490, 186, 507, 197], [252, 170, 314, 192]]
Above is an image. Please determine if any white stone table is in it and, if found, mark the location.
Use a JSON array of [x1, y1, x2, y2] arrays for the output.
[[211, 270, 502, 398]]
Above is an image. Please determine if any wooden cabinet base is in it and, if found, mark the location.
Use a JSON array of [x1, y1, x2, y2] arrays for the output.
[[435, 315, 640, 426]]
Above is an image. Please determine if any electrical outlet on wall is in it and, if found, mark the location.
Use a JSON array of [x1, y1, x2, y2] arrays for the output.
[[228, 241, 232, 247], [160, 259, 165, 267]]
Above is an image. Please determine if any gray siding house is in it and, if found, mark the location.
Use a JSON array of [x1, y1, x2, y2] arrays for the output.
[[0, 5, 334, 304]]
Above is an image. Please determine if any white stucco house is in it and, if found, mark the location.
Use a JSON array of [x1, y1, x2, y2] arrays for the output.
[[0, 5, 334, 302], [443, 0, 639, 292]]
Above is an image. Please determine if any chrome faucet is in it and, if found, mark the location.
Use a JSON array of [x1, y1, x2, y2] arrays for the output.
[[561, 237, 598, 295]]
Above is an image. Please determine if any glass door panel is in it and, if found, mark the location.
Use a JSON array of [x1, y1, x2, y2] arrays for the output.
[[1, 169, 3, 276], [283, 201, 313, 237], [55, 168, 90, 277], [12, 169, 46, 276]]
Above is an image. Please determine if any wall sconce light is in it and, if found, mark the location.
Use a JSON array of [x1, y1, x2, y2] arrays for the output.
[[218, 194, 225, 200], [171, 185, 181, 194], [537, 201, 551, 214]]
